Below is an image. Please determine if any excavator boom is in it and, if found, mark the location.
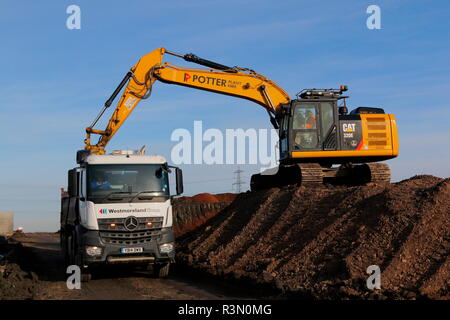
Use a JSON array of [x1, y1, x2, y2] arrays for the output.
[[85, 48, 290, 154]]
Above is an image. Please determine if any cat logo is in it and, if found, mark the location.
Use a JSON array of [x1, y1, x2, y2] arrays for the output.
[[343, 123, 356, 132]]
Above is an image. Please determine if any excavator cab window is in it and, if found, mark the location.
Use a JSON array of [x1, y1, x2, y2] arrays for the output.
[[292, 104, 320, 149], [290, 101, 337, 151], [320, 102, 334, 133]]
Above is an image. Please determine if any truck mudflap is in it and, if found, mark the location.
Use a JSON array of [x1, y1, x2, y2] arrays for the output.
[[76, 225, 175, 265]]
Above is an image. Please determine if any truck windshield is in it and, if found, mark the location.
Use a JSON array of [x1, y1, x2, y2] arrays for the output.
[[87, 164, 169, 200]]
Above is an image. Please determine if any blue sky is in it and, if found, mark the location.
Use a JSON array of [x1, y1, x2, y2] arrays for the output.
[[0, 0, 449, 231]]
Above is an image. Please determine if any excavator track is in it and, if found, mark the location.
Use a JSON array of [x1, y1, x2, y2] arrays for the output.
[[362, 163, 391, 183], [250, 162, 391, 191], [293, 163, 325, 185], [250, 163, 324, 191]]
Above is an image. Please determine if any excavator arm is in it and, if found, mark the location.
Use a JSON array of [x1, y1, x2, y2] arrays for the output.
[[85, 47, 290, 154]]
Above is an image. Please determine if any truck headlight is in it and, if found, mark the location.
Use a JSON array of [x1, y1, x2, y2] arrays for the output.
[[85, 246, 102, 256], [159, 243, 174, 254]]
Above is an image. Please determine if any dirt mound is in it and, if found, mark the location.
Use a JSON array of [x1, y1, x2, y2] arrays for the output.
[[214, 193, 238, 203], [173, 200, 236, 236], [176, 175, 450, 299], [0, 236, 41, 300], [173, 193, 238, 236], [177, 193, 237, 204], [185, 193, 219, 203]]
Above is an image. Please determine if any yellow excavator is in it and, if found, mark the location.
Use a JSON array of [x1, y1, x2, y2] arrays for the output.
[[84, 48, 399, 190]]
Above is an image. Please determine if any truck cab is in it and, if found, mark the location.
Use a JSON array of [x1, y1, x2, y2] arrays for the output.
[[60, 149, 183, 280]]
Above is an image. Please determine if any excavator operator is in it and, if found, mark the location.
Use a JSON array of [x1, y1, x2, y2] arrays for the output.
[[305, 109, 317, 129]]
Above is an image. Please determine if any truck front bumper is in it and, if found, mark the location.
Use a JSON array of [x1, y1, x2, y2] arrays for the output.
[[77, 226, 175, 265]]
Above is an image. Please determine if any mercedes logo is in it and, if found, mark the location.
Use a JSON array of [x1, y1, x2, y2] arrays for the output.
[[124, 216, 139, 231]]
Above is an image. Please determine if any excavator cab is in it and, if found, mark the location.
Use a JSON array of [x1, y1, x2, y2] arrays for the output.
[[279, 89, 342, 163], [251, 87, 398, 190]]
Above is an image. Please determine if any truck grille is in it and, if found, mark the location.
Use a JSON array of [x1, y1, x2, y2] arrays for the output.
[[98, 217, 163, 245]]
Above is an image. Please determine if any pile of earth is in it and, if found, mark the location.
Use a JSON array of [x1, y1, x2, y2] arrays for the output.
[[177, 193, 237, 204], [172, 193, 237, 236], [0, 233, 40, 300], [176, 175, 449, 300]]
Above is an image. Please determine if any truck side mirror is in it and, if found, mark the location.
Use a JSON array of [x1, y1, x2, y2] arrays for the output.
[[175, 168, 183, 195], [68, 169, 79, 198]]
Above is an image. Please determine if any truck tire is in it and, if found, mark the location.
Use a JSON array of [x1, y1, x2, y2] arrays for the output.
[[71, 232, 91, 282], [60, 233, 69, 266], [154, 263, 170, 278], [67, 233, 75, 265]]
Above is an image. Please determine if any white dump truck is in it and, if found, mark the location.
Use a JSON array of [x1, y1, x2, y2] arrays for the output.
[[60, 149, 183, 281]]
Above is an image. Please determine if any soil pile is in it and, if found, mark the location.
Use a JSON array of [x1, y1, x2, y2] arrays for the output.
[[0, 234, 40, 300], [177, 193, 237, 204], [214, 193, 238, 203], [176, 175, 450, 299], [190, 193, 220, 203], [173, 194, 237, 236]]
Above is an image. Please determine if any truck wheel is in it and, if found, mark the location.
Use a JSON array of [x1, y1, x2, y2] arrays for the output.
[[67, 234, 75, 265], [61, 233, 69, 266], [154, 263, 170, 278], [71, 231, 85, 270]]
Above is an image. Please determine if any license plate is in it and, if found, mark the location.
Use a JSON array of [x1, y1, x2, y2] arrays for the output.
[[120, 247, 143, 254]]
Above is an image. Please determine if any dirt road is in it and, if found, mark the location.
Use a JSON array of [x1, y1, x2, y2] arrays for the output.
[[8, 233, 257, 300]]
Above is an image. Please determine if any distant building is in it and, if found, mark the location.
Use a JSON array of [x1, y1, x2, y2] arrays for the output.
[[0, 212, 14, 236]]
